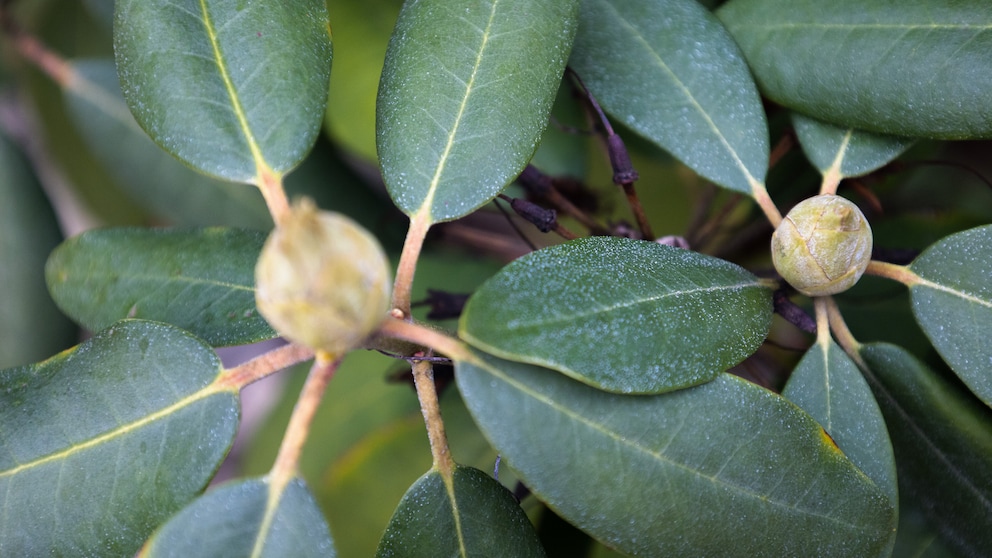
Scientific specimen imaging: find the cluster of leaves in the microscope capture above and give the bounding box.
[2,0,991,556]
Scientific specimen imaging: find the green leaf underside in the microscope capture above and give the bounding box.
[64,59,273,228]
[459,237,772,394]
[46,227,275,347]
[376,0,579,222]
[860,343,992,557]
[908,225,992,406]
[142,477,335,558]
[783,340,898,507]
[790,112,914,179]
[0,320,238,557]
[376,466,545,557]
[719,0,992,139]
[113,0,332,182]
[456,352,894,557]
[569,0,769,195]
[0,127,76,368]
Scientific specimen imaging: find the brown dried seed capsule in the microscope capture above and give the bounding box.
[771,194,872,297]
[255,199,391,355]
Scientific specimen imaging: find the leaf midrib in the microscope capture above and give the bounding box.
[503,280,762,330]
[71,270,254,293]
[911,275,992,310]
[473,357,875,532]
[416,0,501,220]
[596,0,762,193]
[198,0,270,178]
[0,387,224,478]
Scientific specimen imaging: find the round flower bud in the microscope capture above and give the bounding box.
[255,199,392,355]
[771,194,872,297]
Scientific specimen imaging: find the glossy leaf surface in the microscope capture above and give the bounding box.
[719,0,992,138]
[783,339,897,506]
[0,128,76,368]
[459,237,772,394]
[791,112,913,179]
[0,320,239,557]
[64,59,272,228]
[908,225,992,406]
[377,0,579,222]
[142,477,335,557]
[46,227,275,346]
[114,0,332,181]
[456,352,895,557]
[860,343,992,557]
[377,466,545,557]
[569,0,769,195]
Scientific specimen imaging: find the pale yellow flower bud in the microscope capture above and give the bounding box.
[771,194,872,297]
[255,199,391,355]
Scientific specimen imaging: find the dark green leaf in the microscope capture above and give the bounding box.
[141,477,335,558]
[569,0,769,195]
[376,0,579,222]
[860,343,992,558]
[719,0,992,138]
[459,237,772,394]
[64,59,273,228]
[783,339,897,506]
[114,0,332,181]
[456,351,895,557]
[908,225,992,406]
[46,227,275,346]
[791,112,913,179]
[377,466,545,558]
[0,320,238,557]
[0,127,76,368]
[893,504,964,558]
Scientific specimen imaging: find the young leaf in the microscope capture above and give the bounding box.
[569,0,769,196]
[0,127,76,368]
[376,466,545,558]
[791,112,914,179]
[64,59,273,228]
[860,343,992,557]
[376,0,579,223]
[0,320,239,557]
[719,0,992,138]
[908,225,992,406]
[46,227,275,347]
[113,0,333,182]
[141,477,335,558]
[783,340,897,507]
[459,237,772,394]
[456,351,895,557]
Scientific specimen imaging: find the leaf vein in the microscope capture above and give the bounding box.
[508,281,762,329]
[597,0,762,194]
[417,0,502,219]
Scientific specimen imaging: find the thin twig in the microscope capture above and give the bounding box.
[216,343,315,390]
[412,358,454,475]
[269,355,340,488]
[822,296,865,367]
[392,210,432,320]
